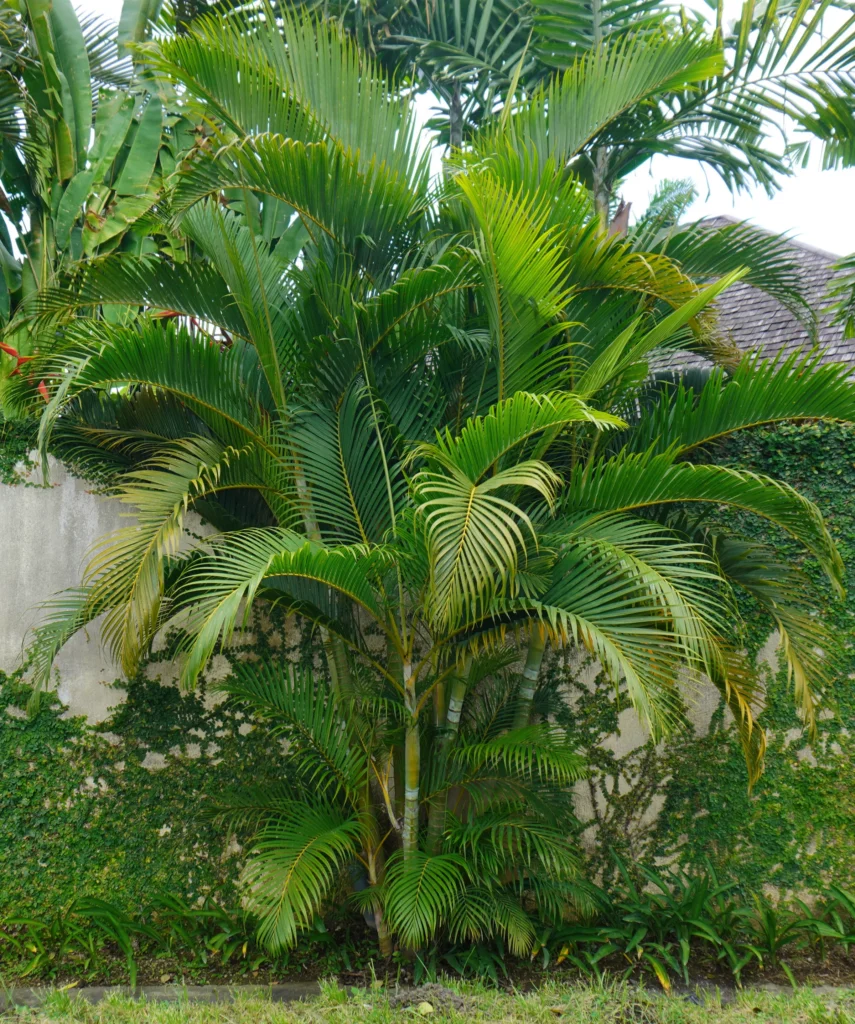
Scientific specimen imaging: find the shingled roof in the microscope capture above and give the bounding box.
[700,215,852,364]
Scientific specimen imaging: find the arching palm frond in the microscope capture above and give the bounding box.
[171,531,389,688]
[417,390,622,478]
[415,458,558,629]
[711,534,831,740]
[35,320,277,469]
[456,169,574,403]
[290,383,408,547]
[81,436,247,675]
[446,810,583,880]
[573,270,744,399]
[653,218,813,326]
[623,353,855,456]
[144,8,429,188]
[485,31,723,169]
[384,852,471,949]
[34,254,251,341]
[559,449,843,593]
[172,135,423,281]
[526,541,712,737]
[716,0,855,175]
[220,661,369,804]
[449,724,587,785]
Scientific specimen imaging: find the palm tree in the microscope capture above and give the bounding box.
[15,11,855,952]
[295,0,855,222]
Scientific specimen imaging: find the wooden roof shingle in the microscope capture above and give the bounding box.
[699,215,851,364]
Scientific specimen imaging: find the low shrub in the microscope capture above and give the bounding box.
[3,861,854,990]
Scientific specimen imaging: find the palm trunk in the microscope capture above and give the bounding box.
[593,146,611,231]
[513,625,547,730]
[329,634,353,697]
[425,662,470,854]
[402,660,420,857]
[449,83,463,152]
[367,845,393,957]
[295,476,354,700]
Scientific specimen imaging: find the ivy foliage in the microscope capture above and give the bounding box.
[1,425,854,917]
[0,420,36,485]
[0,608,307,918]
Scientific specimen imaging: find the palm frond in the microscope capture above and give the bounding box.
[144,9,428,188]
[173,533,388,687]
[384,852,471,948]
[559,448,843,594]
[414,390,623,480]
[655,218,813,325]
[415,458,558,629]
[483,30,724,167]
[172,135,422,281]
[243,803,367,950]
[450,724,587,785]
[456,168,573,402]
[291,383,407,546]
[624,353,855,456]
[219,661,368,803]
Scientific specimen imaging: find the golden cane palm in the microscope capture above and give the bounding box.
[16,10,855,953]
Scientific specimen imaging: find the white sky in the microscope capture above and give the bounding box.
[78,0,855,256]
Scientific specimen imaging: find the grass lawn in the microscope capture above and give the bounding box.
[6,982,854,1024]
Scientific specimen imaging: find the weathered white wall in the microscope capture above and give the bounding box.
[0,455,127,721]
[1,461,776,812]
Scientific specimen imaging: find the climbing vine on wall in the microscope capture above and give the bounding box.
[0,607,315,918]
[0,419,36,485]
[545,422,855,894]
[2,423,854,916]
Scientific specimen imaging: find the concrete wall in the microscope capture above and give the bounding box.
[2,459,765,742]
[0,455,127,721]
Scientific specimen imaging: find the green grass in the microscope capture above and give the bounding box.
[5,982,855,1024]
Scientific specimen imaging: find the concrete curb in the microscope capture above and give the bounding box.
[1,980,852,1013]
[0,984,322,1011]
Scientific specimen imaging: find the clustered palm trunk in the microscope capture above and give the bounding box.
[7,5,855,955]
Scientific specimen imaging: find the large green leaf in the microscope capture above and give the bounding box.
[113,95,162,196]
[117,0,164,52]
[47,0,92,169]
[220,661,368,803]
[172,136,422,281]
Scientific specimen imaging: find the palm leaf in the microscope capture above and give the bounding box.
[384,852,471,948]
[220,661,368,803]
[456,168,573,402]
[559,448,843,594]
[172,135,422,281]
[625,353,855,456]
[243,803,367,950]
[483,30,724,167]
[145,10,428,188]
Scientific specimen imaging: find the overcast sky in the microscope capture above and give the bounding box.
[77,0,855,257]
